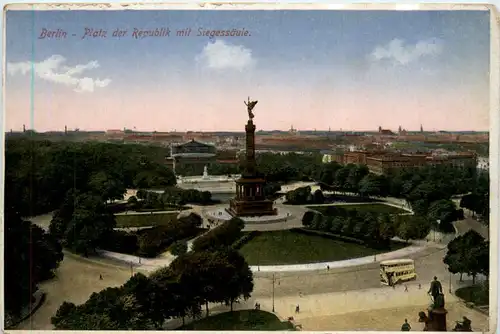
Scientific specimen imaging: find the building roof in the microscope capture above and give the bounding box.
[174,139,215,148]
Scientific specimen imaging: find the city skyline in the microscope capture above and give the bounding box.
[5,9,491,132]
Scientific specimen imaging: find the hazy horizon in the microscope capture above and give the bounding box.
[5,10,491,132]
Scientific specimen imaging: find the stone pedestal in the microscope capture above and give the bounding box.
[227,116,276,217]
[228,177,276,217]
[428,308,448,331]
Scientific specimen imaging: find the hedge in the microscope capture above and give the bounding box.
[105,219,202,257]
[192,217,245,252]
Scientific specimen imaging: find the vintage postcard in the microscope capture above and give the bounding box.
[3,4,497,333]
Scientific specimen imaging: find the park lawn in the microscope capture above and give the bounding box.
[115,212,179,228]
[239,230,403,265]
[180,310,294,331]
[307,203,407,215]
[455,284,489,306]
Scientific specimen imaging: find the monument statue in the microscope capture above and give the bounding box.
[428,276,444,308]
[244,97,258,120]
[419,276,448,331]
[227,98,276,217]
[203,165,209,179]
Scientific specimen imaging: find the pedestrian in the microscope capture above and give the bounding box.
[99,274,103,280]
[418,283,421,290]
[295,304,300,314]
[401,319,411,331]
[404,285,408,292]
[255,302,259,310]
[327,265,330,271]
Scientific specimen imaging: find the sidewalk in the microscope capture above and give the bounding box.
[115,210,180,216]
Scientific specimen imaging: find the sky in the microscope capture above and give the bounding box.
[5,9,491,132]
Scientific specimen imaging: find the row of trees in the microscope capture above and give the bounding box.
[5,138,177,217]
[444,230,489,284]
[52,248,253,330]
[5,209,64,318]
[317,162,489,220]
[292,184,462,233]
[460,193,489,224]
[302,209,431,247]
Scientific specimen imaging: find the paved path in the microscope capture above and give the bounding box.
[115,210,180,216]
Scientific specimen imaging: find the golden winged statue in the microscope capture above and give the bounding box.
[244,97,258,120]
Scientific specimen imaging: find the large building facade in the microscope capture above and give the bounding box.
[166,140,217,175]
[323,150,477,175]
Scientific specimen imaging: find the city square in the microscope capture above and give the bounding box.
[4,6,493,333]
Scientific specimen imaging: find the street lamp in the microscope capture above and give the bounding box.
[272,273,276,312]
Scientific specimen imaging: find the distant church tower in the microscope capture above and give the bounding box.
[64,125,67,135]
[378,126,382,133]
[23,124,26,133]
[420,124,424,133]
[398,125,402,133]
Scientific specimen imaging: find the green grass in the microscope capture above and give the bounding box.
[306,203,408,215]
[455,284,489,306]
[115,212,179,228]
[239,230,403,265]
[179,310,295,331]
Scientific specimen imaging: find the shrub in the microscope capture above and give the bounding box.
[170,241,188,256]
[301,211,315,227]
[135,219,199,257]
[108,230,139,255]
[178,212,203,228]
[313,189,325,204]
[193,217,245,252]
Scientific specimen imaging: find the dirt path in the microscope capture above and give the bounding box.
[15,252,137,330]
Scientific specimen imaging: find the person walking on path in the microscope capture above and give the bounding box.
[295,305,300,314]
[405,285,408,292]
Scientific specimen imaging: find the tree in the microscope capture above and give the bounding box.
[59,193,116,256]
[359,174,382,197]
[302,211,315,227]
[313,189,325,204]
[52,276,165,330]
[217,249,254,311]
[178,212,203,228]
[170,241,188,256]
[444,231,489,284]
[5,209,64,317]
[88,171,126,202]
[397,216,431,242]
[127,195,138,207]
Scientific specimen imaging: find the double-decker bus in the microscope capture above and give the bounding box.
[380,259,417,286]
